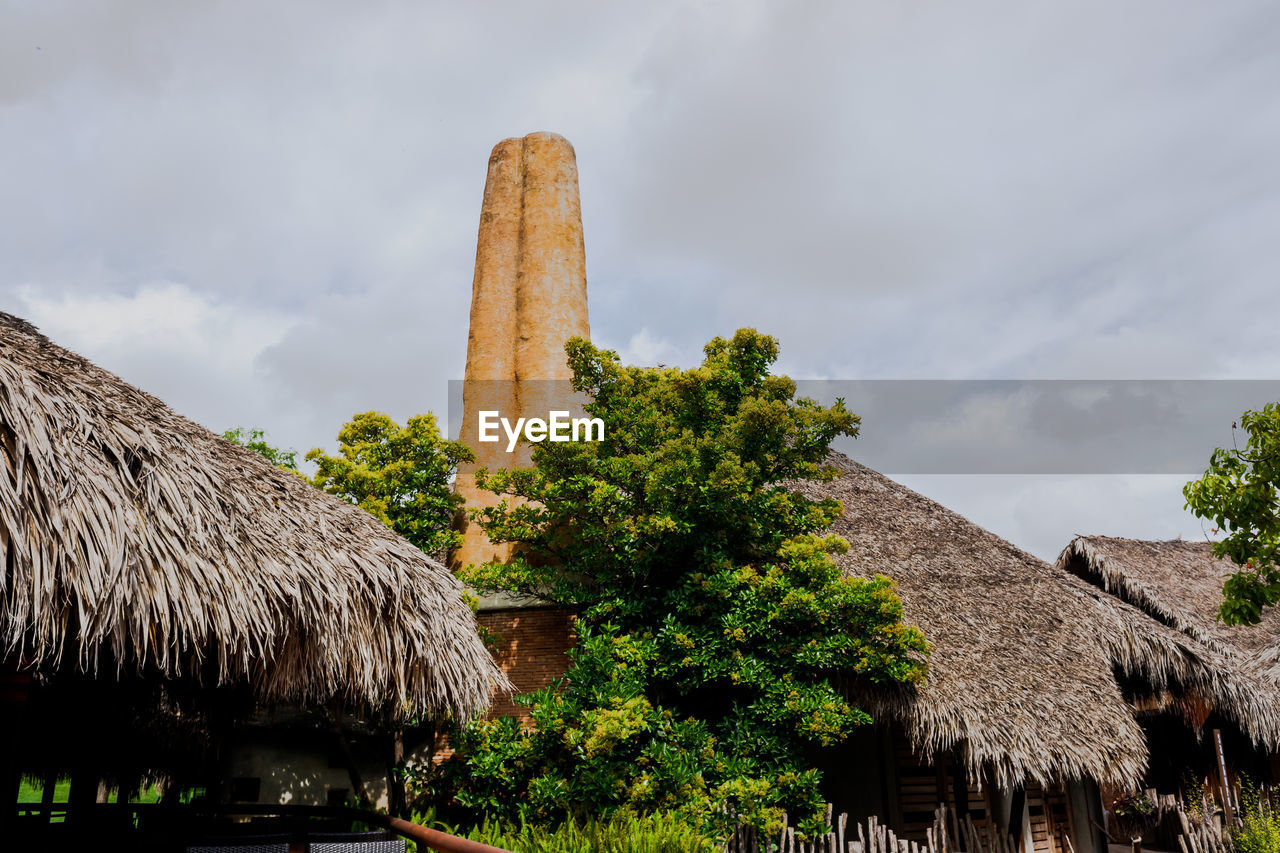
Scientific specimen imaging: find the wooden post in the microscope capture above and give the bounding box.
[937,751,951,818]
[40,771,56,821]
[1213,729,1234,827]
[387,726,407,818]
[1009,787,1027,853]
[327,708,372,809]
[884,727,903,830]
[1039,783,1059,853]
[950,753,971,828]
[69,765,98,831]
[0,664,31,831]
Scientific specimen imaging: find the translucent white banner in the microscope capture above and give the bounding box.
[448,379,1280,474]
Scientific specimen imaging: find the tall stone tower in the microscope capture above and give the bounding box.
[452,132,590,572]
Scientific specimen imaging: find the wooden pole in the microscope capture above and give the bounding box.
[1213,729,1234,827]
[0,664,30,830]
[328,709,372,810]
[388,725,407,818]
[40,770,56,820]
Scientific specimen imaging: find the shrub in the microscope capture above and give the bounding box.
[432,331,928,838]
[414,811,721,853]
[1235,782,1280,853]
[1235,809,1280,853]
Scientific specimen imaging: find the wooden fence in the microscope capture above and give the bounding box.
[724,803,1026,853]
[1171,776,1278,853]
[1177,818,1233,853]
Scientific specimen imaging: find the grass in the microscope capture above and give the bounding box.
[18,778,69,803]
[18,779,165,804]
[17,779,171,827]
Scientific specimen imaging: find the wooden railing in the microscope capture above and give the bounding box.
[211,804,512,853]
[385,813,510,853]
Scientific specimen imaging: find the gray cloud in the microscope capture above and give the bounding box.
[4,0,1278,560]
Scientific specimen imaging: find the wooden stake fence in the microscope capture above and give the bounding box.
[723,802,1021,853]
[1171,776,1279,853]
[725,781,1264,853]
[1177,818,1232,853]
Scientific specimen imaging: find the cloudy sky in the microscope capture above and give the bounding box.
[5,0,1279,560]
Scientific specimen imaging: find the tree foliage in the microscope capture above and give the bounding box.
[222,427,300,472]
[432,330,928,836]
[306,411,474,555]
[1185,402,1280,626]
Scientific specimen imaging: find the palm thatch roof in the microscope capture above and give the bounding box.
[802,453,1280,789]
[0,311,506,721]
[1057,535,1280,689]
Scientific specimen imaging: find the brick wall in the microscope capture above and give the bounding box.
[478,607,576,721]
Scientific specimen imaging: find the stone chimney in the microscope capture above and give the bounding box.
[451,132,589,572]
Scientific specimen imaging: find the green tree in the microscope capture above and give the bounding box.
[306,411,474,555]
[434,330,928,837]
[1185,402,1280,626]
[223,426,300,472]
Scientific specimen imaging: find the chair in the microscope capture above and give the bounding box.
[307,830,407,852]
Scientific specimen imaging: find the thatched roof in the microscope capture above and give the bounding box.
[0,311,506,721]
[803,453,1280,789]
[1057,535,1280,691]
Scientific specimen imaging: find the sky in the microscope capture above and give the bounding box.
[4,0,1279,561]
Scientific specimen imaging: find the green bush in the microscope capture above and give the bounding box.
[430,330,928,838]
[414,811,720,853]
[1234,809,1280,853]
[1234,781,1280,853]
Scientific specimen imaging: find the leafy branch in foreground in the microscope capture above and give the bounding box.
[1185,402,1280,626]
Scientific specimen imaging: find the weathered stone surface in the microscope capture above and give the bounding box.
[452,133,589,572]
[514,133,589,386]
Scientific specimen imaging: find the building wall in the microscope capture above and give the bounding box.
[477,606,575,721]
[227,740,351,807]
[225,726,395,810]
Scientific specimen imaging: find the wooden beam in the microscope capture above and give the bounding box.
[1213,729,1234,826]
[1010,787,1027,853]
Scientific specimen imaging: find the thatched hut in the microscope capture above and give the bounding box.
[0,311,506,816]
[798,455,1280,853]
[1056,536,1280,677]
[1055,536,1280,816]
[458,446,1280,853]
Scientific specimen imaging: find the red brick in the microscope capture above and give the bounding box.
[478,607,576,722]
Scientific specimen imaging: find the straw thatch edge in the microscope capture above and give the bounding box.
[1057,535,1280,750]
[808,454,1280,790]
[1,311,510,721]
